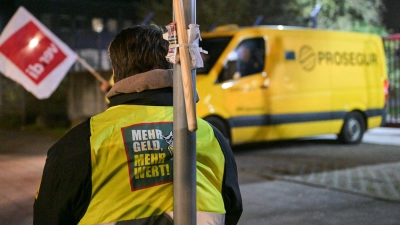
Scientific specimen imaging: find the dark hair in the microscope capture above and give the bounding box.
[108,25,171,82]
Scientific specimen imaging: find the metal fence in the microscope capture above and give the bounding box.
[383,34,400,127]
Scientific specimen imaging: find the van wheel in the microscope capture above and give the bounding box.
[204,116,231,144]
[338,112,365,144]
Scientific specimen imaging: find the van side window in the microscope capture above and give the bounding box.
[196,37,232,75]
[218,38,265,83]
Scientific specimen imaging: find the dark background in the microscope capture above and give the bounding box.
[383,0,400,33]
[1,0,400,33]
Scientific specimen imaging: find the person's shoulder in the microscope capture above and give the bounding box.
[60,120,90,143]
[48,119,91,158]
[197,118,213,132]
[197,118,228,146]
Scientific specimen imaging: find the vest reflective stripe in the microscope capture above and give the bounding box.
[79,105,225,225]
[87,211,224,225]
[167,211,225,225]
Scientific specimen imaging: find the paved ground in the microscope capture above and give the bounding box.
[0,128,61,225]
[238,128,400,225]
[0,127,399,224]
[276,129,400,202]
[240,180,400,225]
[288,128,400,201]
[281,161,400,202]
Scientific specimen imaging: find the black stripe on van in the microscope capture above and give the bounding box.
[227,109,384,128]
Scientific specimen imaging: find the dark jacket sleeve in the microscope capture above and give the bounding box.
[33,120,92,225]
[211,126,243,225]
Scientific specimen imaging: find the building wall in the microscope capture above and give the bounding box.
[67,70,112,127]
[0,0,140,127]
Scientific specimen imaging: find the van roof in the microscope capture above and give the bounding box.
[208,24,314,33]
[201,24,379,39]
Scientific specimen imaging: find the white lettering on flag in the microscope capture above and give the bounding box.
[0,6,77,99]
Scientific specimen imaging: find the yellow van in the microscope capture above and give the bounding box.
[196,25,388,145]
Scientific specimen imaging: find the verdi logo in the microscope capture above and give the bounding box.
[0,21,67,84]
[121,122,174,191]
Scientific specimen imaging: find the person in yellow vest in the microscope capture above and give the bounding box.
[34,24,242,225]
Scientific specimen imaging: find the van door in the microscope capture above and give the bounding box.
[217,37,271,143]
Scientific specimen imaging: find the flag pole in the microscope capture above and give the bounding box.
[173,0,197,224]
[173,0,197,132]
[76,56,109,85]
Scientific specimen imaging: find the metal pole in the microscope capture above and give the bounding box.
[21,87,26,128]
[173,0,196,224]
[0,75,3,118]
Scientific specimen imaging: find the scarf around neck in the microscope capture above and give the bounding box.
[106,69,199,102]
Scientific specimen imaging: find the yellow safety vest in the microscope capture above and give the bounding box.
[79,105,225,224]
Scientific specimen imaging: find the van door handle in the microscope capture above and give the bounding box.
[261,79,270,89]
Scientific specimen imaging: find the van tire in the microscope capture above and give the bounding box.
[338,111,365,144]
[204,116,230,144]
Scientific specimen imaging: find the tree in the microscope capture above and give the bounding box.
[286,0,387,34]
[135,0,256,31]
[135,0,387,35]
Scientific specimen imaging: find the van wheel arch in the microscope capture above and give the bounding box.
[337,111,366,144]
[204,116,231,145]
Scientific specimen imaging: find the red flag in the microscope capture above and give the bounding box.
[0,6,77,99]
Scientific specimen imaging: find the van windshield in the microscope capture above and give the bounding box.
[196,37,232,75]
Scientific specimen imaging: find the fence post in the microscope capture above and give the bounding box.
[383,34,400,127]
